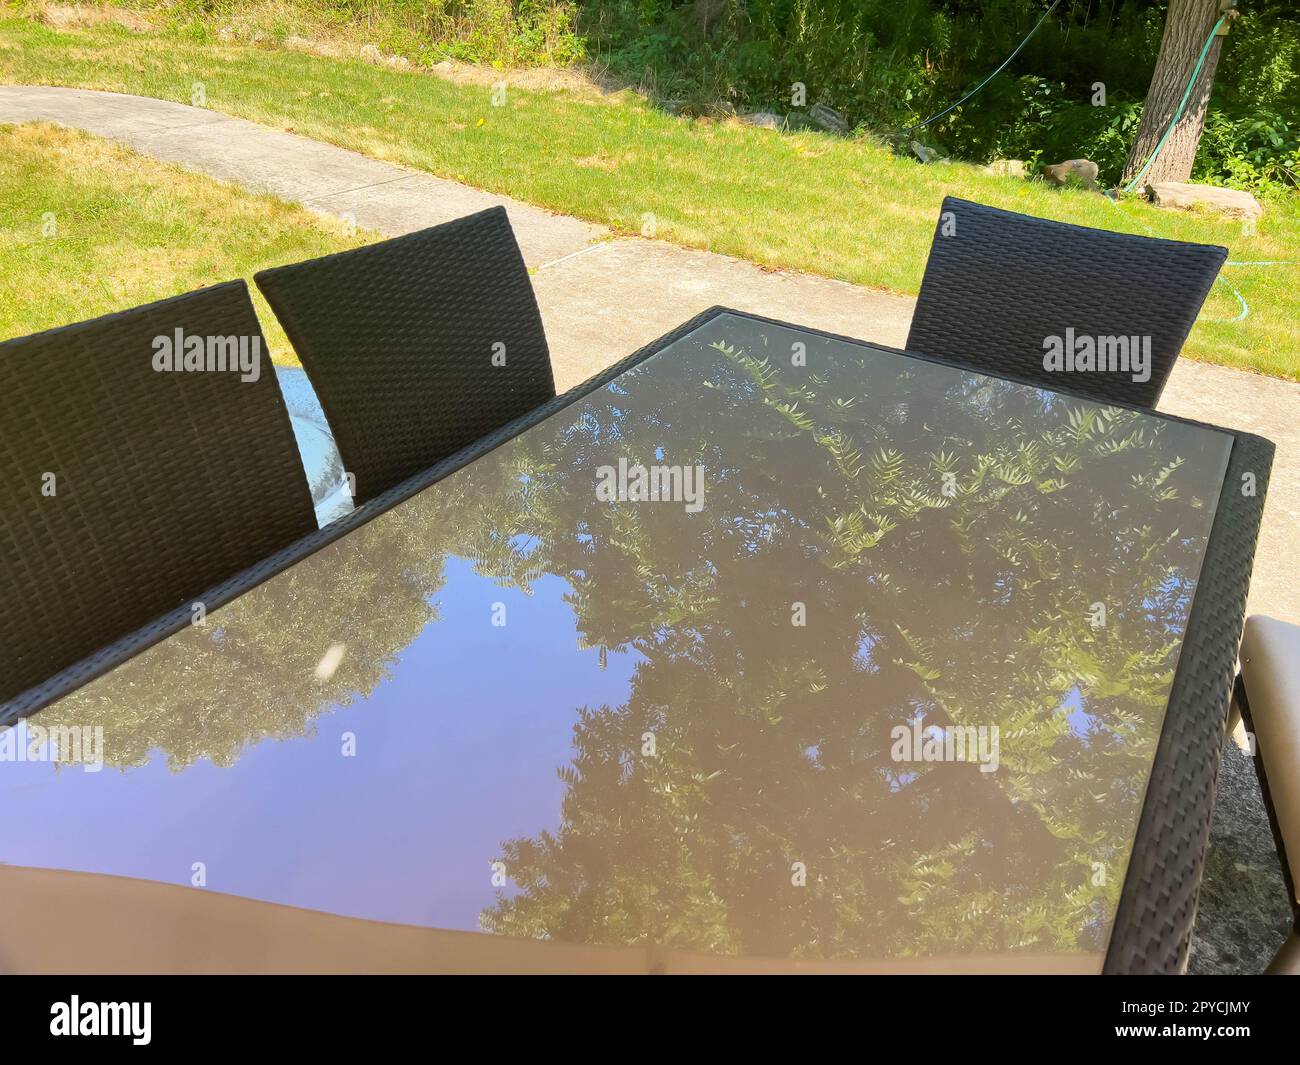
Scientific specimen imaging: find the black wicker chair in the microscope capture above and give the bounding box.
[255,206,555,505]
[906,196,1227,407]
[0,281,316,705]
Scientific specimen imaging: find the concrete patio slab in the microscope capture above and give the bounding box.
[0,84,231,136]
[305,173,601,266]
[1158,359,1299,626]
[532,238,914,389]
[0,85,600,266]
[2,83,1294,624]
[131,118,407,201]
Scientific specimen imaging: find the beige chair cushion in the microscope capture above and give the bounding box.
[1267,932,1300,975]
[0,865,1102,974]
[1241,615,1300,904]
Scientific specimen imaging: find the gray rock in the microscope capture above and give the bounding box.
[1147,180,1263,221]
[986,159,1028,179]
[809,103,849,135]
[739,110,785,130]
[784,111,820,131]
[910,140,943,164]
[359,43,384,65]
[1042,158,1100,189]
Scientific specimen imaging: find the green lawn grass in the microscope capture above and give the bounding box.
[0,15,1296,379]
[0,120,367,359]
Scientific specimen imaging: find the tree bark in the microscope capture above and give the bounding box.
[1121,0,1227,187]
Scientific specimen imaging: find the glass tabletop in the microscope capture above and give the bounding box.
[0,313,1235,972]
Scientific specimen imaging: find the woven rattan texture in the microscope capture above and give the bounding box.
[256,206,554,504]
[1103,432,1274,972]
[906,196,1227,408]
[0,280,316,703]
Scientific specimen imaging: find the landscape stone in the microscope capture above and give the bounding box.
[1042,158,1099,189]
[986,159,1028,179]
[1146,180,1263,221]
[809,103,849,135]
[910,140,943,164]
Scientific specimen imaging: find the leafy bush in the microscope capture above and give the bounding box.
[577,0,1299,193]
[50,0,1300,192]
[103,0,586,67]
[1197,108,1299,196]
[444,0,586,65]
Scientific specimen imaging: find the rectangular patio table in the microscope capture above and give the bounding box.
[0,308,1274,974]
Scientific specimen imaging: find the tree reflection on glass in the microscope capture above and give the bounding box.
[37,501,453,770]
[33,315,1228,962]
[470,318,1226,960]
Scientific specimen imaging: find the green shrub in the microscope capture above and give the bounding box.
[577,0,1298,194]
[79,0,586,67]
[1197,108,1299,196]
[40,0,1300,192]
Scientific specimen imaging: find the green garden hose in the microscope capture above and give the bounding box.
[1122,14,1228,193]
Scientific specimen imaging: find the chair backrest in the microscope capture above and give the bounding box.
[255,206,555,504]
[905,196,1227,407]
[1,281,316,704]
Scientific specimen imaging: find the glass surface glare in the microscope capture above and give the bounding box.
[1,314,1234,972]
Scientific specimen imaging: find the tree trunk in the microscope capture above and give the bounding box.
[1121,0,1227,187]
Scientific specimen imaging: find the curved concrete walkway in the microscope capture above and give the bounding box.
[2,84,1296,622]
